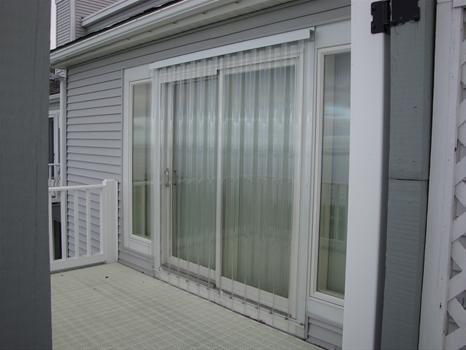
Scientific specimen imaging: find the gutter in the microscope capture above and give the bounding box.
[50,0,290,67]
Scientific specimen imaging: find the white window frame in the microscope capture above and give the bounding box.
[310,44,351,307]
[123,65,153,256]
[306,21,351,330]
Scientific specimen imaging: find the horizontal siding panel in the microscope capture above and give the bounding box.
[67,131,121,140]
[67,174,109,184]
[67,88,122,103]
[67,96,121,111]
[68,80,121,97]
[68,153,121,165]
[67,114,121,125]
[67,146,121,157]
[67,70,122,87]
[67,166,120,180]
[68,160,121,174]
[56,0,70,46]
[67,138,121,148]
[68,122,121,132]
[68,106,121,117]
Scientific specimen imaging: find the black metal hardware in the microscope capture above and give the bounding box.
[371,0,420,34]
[371,1,390,34]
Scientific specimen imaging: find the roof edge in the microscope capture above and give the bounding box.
[50,0,290,67]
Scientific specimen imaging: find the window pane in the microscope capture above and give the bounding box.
[132,82,151,239]
[317,52,351,298]
[222,64,296,298]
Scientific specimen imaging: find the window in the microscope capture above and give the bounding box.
[123,66,153,255]
[131,82,152,239]
[316,49,351,298]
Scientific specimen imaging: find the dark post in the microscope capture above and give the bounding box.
[0,0,52,349]
[380,0,435,348]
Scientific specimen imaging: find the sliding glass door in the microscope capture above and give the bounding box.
[158,43,303,313]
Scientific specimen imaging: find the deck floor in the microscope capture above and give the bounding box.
[51,263,319,350]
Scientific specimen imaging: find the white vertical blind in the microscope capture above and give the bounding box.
[221,51,297,299]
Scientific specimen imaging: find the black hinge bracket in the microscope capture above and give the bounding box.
[371,0,420,34]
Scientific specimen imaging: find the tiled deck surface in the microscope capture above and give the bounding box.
[52,263,319,350]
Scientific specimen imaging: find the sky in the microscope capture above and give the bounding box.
[50,0,56,49]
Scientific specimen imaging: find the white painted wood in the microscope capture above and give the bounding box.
[102,179,118,263]
[122,65,152,256]
[342,1,389,349]
[419,2,462,349]
[49,179,118,272]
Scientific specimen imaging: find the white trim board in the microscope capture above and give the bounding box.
[149,28,313,69]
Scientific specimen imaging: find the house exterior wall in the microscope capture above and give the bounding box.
[56,0,118,47]
[84,0,172,34]
[56,0,71,46]
[64,0,350,271]
[75,0,118,38]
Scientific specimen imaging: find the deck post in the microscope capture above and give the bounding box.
[102,179,119,263]
[342,1,389,349]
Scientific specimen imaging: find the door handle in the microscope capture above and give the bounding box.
[164,168,170,187]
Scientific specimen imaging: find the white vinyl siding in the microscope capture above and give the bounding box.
[56,0,71,46]
[75,0,117,38]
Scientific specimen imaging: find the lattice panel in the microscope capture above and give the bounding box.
[445,8,466,350]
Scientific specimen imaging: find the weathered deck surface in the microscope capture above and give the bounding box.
[52,263,319,350]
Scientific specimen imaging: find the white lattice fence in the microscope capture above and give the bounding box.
[420,2,466,349]
[447,8,466,345]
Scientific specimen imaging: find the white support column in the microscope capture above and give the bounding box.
[102,179,118,263]
[342,1,389,349]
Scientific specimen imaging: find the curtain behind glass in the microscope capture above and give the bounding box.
[317,52,351,298]
[222,59,296,298]
[171,75,218,269]
[132,82,151,239]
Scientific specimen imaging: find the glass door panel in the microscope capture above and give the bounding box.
[167,75,218,275]
[220,62,297,310]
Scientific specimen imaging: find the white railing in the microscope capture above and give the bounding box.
[48,179,118,272]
